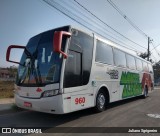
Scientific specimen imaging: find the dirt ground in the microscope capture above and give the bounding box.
[0,81,14,98]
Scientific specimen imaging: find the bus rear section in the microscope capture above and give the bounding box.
[92,36,154,105]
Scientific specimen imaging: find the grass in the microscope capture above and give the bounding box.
[0,81,14,99]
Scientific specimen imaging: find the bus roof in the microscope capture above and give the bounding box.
[30,25,151,64]
[70,25,151,64]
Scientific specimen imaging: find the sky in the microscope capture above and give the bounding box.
[1,0,160,67]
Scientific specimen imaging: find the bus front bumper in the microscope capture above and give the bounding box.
[15,94,64,114]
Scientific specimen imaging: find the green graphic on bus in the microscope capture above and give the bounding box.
[120,72,142,98]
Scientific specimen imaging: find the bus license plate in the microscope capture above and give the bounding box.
[24,102,32,107]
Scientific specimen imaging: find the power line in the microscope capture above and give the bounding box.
[106,0,158,61]
[107,0,148,38]
[151,43,160,52]
[42,0,139,52]
[74,0,147,50]
[60,0,137,49]
[151,42,160,57]
[60,0,140,51]
[68,0,132,44]
[150,50,158,62]
[151,54,157,62]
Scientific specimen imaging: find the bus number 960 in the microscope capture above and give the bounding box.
[75,97,85,105]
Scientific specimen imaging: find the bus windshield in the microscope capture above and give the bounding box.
[16,30,64,87]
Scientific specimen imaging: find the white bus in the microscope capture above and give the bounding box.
[6,26,154,114]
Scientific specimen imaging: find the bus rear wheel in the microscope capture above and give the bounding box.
[95,89,108,112]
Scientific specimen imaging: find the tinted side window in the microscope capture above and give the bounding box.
[96,40,113,65]
[126,54,136,69]
[64,50,82,87]
[114,49,126,67]
[143,62,148,71]
[136,59,143,71]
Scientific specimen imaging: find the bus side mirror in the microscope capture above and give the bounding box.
[53,31,71,59]
[6,45,26,65]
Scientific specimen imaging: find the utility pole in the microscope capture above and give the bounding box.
[147,37,150,61]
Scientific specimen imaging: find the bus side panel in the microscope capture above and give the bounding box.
[62,91,94,113]
[93,63,118,103]
[119,70,143,100]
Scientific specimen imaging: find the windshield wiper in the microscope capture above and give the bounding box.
[31,50,42,85]
[18,49,43,86]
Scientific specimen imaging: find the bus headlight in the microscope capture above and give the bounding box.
[42,90,59,97]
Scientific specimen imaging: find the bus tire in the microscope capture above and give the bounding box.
[143,86,148,98]
[95,89,108,112]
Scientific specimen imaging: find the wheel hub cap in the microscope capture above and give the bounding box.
[98,93,105,109]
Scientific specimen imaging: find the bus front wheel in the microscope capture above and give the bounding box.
[95,89,108,112]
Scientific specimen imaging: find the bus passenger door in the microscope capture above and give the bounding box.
[63,49,93,111]
[64,50,83,88]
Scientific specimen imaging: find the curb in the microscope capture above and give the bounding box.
[0,98,15,104]
[0,98,15,112]
[0,103,14,111]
